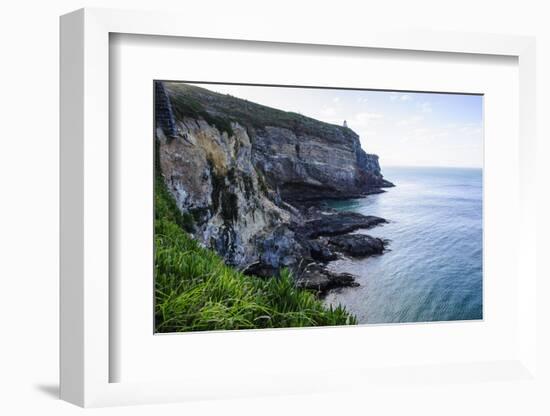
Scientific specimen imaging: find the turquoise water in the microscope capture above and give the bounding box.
[324,166,483,324]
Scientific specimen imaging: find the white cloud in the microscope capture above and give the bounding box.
[419,102,432,113]
[396,115,424,126]
[346,112,384,129]
[390,93,413,102]
[332,97,340,103]
[414,128,429,135]
[408,127,452,143]
[354,112,384,122]
[320,107,337,117]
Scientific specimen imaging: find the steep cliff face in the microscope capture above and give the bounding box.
[252,125,392,202]
[157,117,300,267]
[155,81,391,274]
[162,82,392,202]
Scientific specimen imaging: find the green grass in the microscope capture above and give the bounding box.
[164,82,356,142]
[154,173,357,332]
[155,175,195,232]
[168,92,234,137]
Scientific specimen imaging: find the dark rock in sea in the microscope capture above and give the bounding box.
[380,178,396,188]
[298,212,387,239]
[328,234,386,257]
[308,239,338,262]
[296,263,358,295]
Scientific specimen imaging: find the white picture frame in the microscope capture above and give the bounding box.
[60,7,538,408]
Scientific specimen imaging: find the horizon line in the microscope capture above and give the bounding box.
[382,164,483,170]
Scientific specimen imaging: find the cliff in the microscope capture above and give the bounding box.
[161,82,392,200]
[155,81,391,289]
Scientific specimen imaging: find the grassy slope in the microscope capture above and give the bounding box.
[164,82,357,143]
[154,174,357,332]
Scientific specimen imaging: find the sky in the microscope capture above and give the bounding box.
[189,83,483,168]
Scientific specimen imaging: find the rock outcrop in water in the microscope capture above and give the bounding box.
[327,234,386,257]
[296,212,387,239]
[155,81,392,293]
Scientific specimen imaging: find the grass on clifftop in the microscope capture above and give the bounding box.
[164,82,356,142]
[154,173,357,332]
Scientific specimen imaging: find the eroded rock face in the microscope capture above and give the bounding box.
[158,119,289,266]
[252,126,387,202]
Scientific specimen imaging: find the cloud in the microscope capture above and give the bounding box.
[354,112,384,122]
[396,115,424,126]
[414,128,429,135]
[412,126,453,142]
[332,97,341,103]
[419,102,432,113]
[390,93,413,102]
[320,107,337,117]
[346,112,384,129]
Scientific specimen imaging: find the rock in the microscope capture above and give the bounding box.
[157,112,291,267]
[298,212,387,239]
[241,262,278,279]
[308,239,338,262]
[328,234,386,257]
[296,263,358,295]
[256,226,307,270]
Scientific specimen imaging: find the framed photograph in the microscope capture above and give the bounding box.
[152,80,483,331]
[60,8,538,407]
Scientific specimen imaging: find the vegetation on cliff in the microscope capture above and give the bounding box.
[165,82,356,141]
[154,170,357,332]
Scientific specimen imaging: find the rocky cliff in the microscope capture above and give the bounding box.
[155,81,392,290]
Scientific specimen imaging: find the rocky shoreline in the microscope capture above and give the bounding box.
[242,204,390,296]
[293,207,389,296]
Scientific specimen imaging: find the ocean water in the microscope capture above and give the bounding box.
[324,166,483,324]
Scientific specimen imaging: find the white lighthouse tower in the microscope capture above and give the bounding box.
[343,120,348,128]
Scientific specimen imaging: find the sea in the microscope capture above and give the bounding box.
[324,166,483,324]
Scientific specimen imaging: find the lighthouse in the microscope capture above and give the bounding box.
[343,120,348,128]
